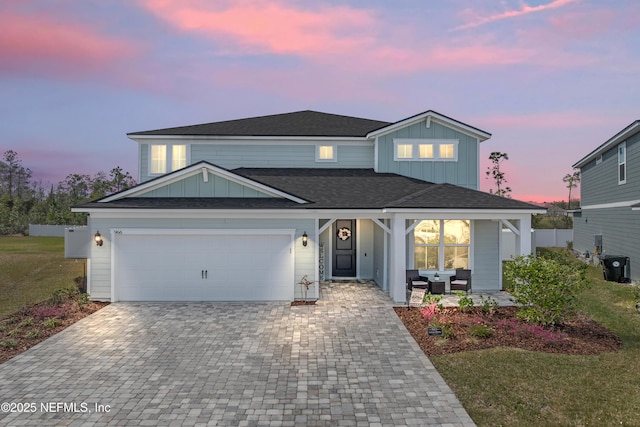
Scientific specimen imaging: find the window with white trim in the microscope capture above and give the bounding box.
[149,144,188,174]
[394,139,459,161]
[316,145,337,162]
[150,145,167,174]
[618,142,626,184]
[414,220,470,270]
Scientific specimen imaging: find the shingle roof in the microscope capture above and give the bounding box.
[77,166,542,211]
[233,168,542,210]
[128,110,391,138]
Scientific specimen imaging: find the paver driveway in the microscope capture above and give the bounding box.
[0,281,474,426]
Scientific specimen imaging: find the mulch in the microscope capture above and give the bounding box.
[0,301,109,364]
[394,306,622,357]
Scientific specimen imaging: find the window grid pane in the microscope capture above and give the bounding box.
[419,144,433,158]
[397,144,413,159]
[439,144,455,158]
[172,145,187,171]
[319,145,334,160]
[151,145,166,174]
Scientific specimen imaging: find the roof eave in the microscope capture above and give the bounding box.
[573,120,640,169]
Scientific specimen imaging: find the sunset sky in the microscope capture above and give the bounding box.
[1,0,638,202]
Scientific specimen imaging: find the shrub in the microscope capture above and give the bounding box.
[51,287,77,305]
[8,328,21,337]
[31,305,64,321]
[0,339,18,348]
[496,318,566,345]
[25,330,42,339]
[455,291,475,311]
[420,303,439,323]
[43,318,60,328]
[504,254,589,327]
[479,295,499,314]
[468,323,494,338]
[423,293,444,310]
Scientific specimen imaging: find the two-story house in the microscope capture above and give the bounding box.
[73,110,543,302]
[572,120,640,280]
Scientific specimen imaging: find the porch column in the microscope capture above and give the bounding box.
[516,215,533,256]
[389,216,407,303]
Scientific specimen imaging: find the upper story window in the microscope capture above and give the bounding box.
[394,139,459,161]
[316,145,337,162]
[150,144,188,175]
[618,142,626,184]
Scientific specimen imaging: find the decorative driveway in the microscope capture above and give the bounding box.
[0,282,474,426]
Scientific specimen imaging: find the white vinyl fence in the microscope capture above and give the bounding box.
[29,224,84,237]
[502,229,573,260]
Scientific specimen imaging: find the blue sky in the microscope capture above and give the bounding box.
[1,0,638,202]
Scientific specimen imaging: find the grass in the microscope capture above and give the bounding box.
[0,236,85,317]
[433,251,640,426]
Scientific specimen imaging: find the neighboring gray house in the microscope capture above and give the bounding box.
[572,120,640,280]
[73,110,543,302]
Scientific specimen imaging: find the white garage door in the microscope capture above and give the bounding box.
[113,230,294,301]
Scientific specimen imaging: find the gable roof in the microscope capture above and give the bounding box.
[366,110,491,141]
[128,110,391,138]
[97,161,309,204]
[573,120,640,168]
[126,109,491,142]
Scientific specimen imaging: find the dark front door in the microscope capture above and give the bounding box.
[333,219,356,277]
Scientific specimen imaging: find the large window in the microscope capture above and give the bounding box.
[394,139,459,161]
[618,142,626,184]
[150,144,187,174]
[414,220,470,271]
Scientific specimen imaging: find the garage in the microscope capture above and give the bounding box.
[113,229,295,301]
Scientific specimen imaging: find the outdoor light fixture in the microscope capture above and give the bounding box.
[302,231,308,247]
[94,231,103,247]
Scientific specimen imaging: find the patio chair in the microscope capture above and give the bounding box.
[450,268,472,294]
[406,269,430,291]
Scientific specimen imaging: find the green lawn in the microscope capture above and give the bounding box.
[433,256,640,426]
[0,236,85,317]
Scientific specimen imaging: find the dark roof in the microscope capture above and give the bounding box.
[76,197,300,210]
[77,165,543,211]
[128,110,391,138]
[233,168,543,210]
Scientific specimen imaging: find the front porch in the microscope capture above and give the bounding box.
[311,214,533,303]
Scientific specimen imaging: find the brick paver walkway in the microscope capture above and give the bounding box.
[0,281,475,426]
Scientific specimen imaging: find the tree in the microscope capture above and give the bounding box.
[485,152,512,197]
[562,170,580,210]
[0,150,33,202]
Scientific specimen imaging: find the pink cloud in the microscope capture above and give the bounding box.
[456,0,581,31]
[0,10,138,79]
[138,0,539,76]
[140,0,376,57]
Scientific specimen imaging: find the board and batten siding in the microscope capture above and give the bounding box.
[472,220,501,292]
[138,143,375,183]
[580,129,640,206]
[376,121,479,189]
[573,207,640,281]
[87,217,315,300]
[140,172,273,198]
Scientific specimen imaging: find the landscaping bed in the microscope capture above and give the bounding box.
[0,293,108,364]
[395,305,622,356]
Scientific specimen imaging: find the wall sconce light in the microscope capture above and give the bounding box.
[94,231,103,247]
[302,231,308,247]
